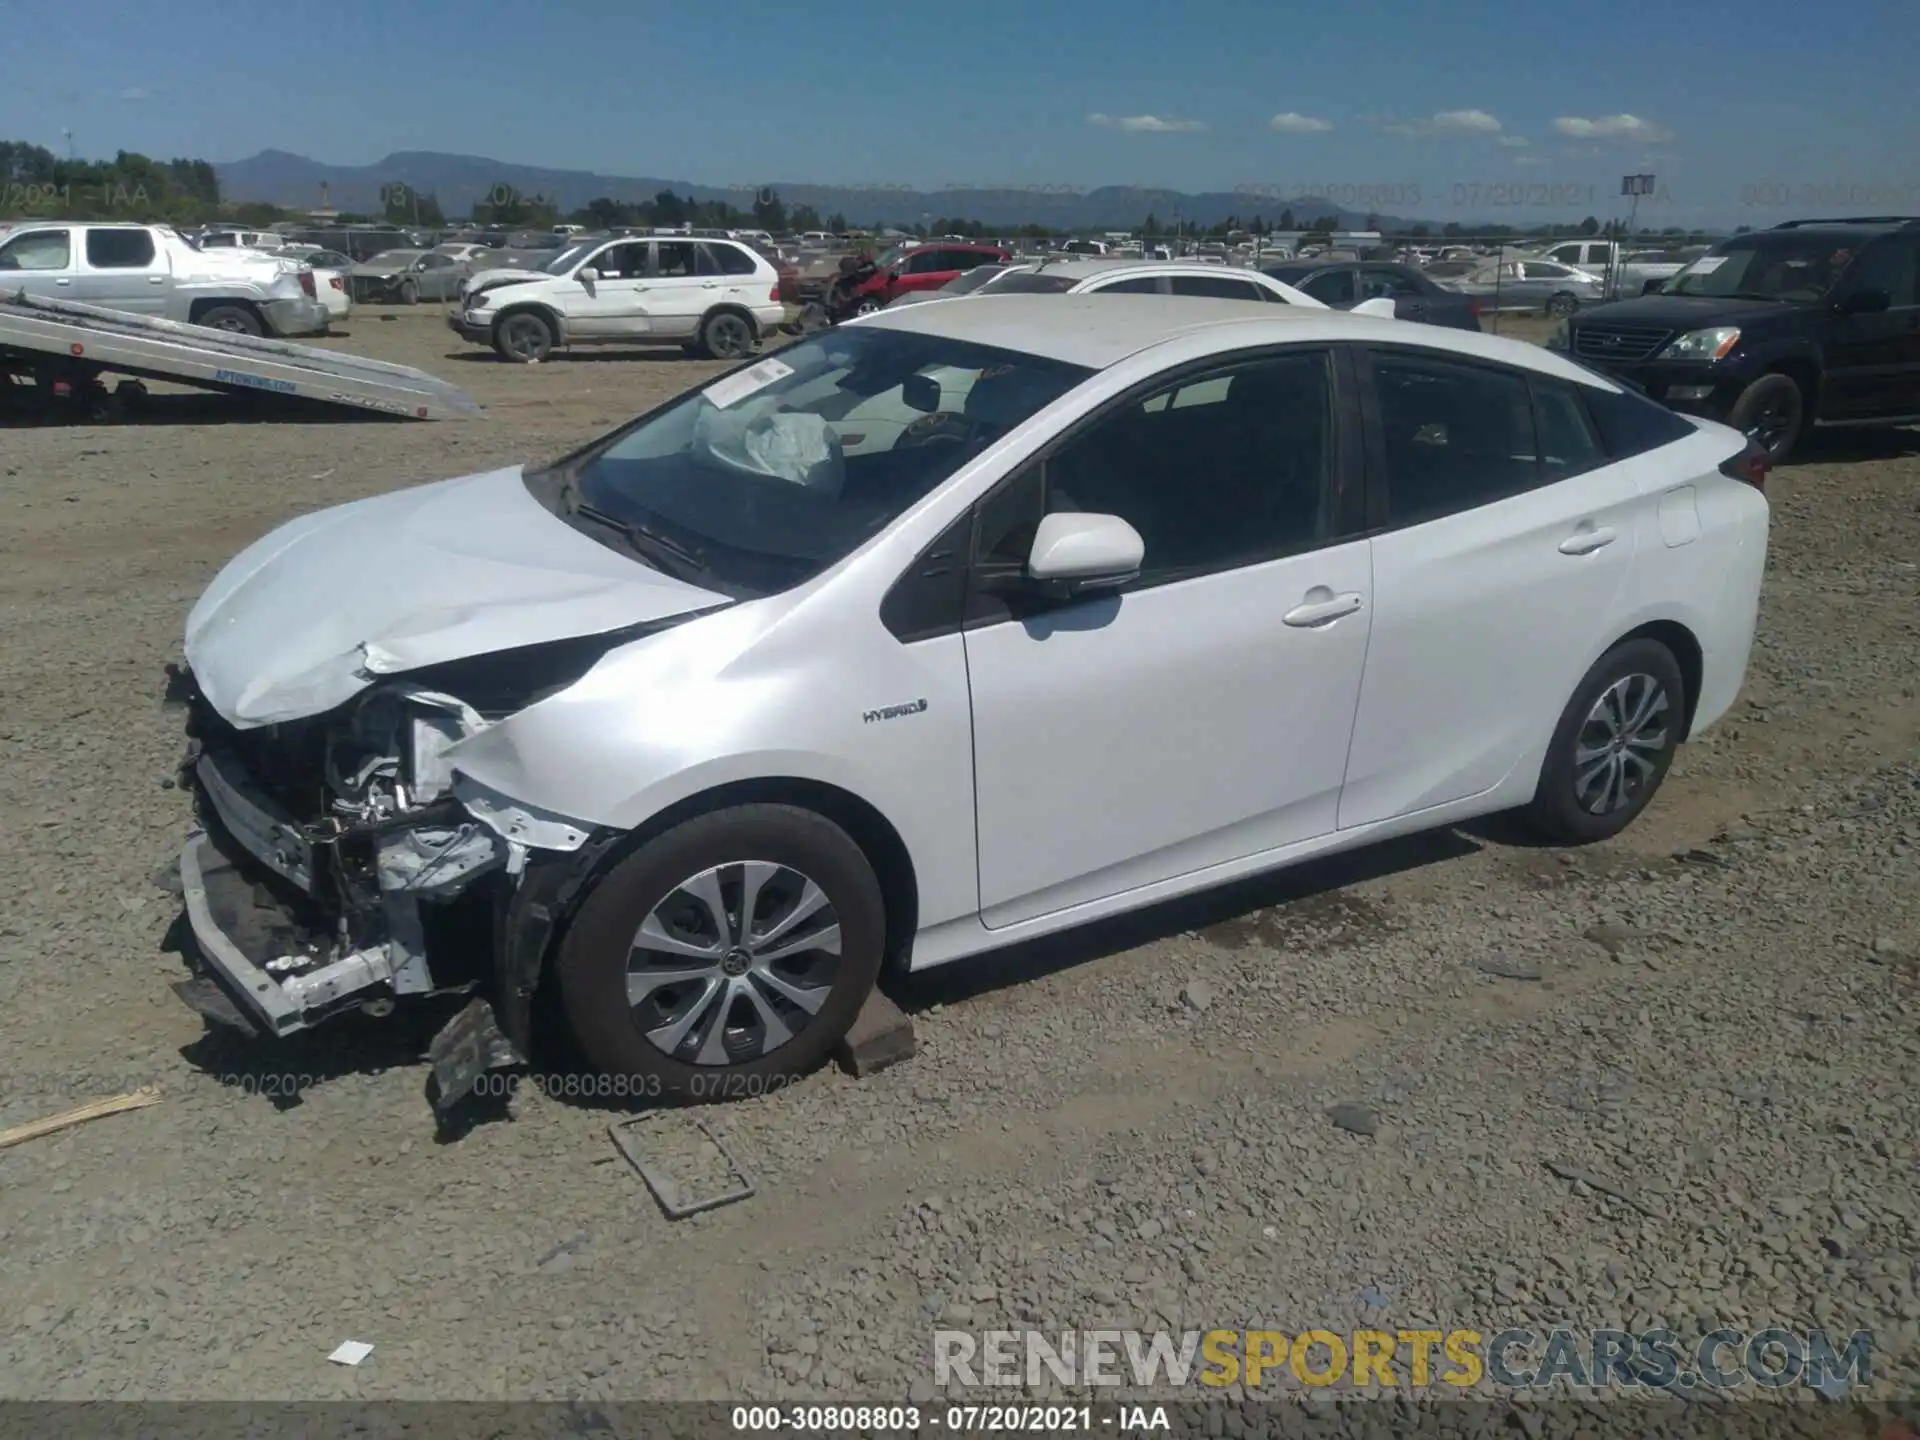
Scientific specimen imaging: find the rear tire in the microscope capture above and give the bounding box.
[696,310,756,360]
[555,804,885,1099]
[493,310,554,363]
[195,304,264,336]
[1521,638,1685,845]
[1726,372,1805,465]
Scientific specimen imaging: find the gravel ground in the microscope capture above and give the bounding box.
[0,308,1915,1414]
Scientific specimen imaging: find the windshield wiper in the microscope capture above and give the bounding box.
[560,480,709,576]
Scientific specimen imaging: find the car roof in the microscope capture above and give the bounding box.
[1019,258,1268,282]
[856,293,1618,387]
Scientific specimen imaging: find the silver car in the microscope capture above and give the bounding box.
[1444,258,1608,317]
[349,249,468,304]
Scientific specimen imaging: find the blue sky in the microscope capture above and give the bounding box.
[2,0,1915,224]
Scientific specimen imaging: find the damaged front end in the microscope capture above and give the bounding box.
[169,642,616,1047]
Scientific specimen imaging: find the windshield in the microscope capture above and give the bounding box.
[874,245,912,270]
[543,327,1092,597]
[1660,236,1859,300]
[543,242,599,274]
[940,264,1011,295]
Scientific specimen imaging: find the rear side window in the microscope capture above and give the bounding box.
[1302,269,1355,304]
[1582,382,1696,459]
[1532,381,1607,479]
[1370,353,1539,526]
[699,242,758,276]
[1168,274,1265,301]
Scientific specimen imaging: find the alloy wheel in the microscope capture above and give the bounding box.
[705,315,752,358]
[1573,673,1671,815]
[626,861,842,1066]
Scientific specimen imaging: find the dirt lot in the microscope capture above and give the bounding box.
[1,306,1917,1412]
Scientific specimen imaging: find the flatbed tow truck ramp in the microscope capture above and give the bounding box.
[0,291,482,421]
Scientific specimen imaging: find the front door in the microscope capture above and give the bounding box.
[963,347,1374,927]
[565,240,653,337]
[891,248,963,300]
[1338,348,1641,829]
[1822,235,1920,420]
[0,226,76,302]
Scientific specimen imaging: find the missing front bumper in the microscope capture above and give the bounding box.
[178,830,398,1037]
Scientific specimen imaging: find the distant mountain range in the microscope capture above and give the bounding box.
[214,149,1420,231]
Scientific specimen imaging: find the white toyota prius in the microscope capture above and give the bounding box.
[173,295,1769,1097]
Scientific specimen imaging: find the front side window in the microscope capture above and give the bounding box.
[1838,237,1919,309]
[1093,276,1164,295]
[977,350,1335,587]
[905,249,954,275]
[1370,353,1540,526]
[1663,236,1860,301]
[540,328,1091,598]
[0,229,72,271]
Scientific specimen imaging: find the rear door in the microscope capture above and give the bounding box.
[643,240,711,336]
[1338,348,1644,830]
[1359,265,1428,322]
[74,227,169,313]
[0,226,77,301]
[1821,235,1920,420]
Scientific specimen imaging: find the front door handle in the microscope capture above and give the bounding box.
[1559,525,1618,556]
[1283,589,1363,627]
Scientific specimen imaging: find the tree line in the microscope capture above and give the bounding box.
[2,143,1728,245]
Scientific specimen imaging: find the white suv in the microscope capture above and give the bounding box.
[449,234,785,362]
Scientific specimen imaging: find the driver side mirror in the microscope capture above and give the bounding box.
[1024,512,1144,596]
[577,267,599,284]
[1836,287,1890,315]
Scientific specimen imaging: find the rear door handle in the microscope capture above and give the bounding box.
[701,281,720,289]
[1283,590,1363,627]
[1559,525,1618,555]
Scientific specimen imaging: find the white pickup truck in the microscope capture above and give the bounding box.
[1534,239,1692,299]
[0,222,330,337]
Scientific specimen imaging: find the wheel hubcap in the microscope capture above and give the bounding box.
[710,319,749,355]
[1573,673,1671,815]
[1751,399,1794,448]
[626,861,841,1066]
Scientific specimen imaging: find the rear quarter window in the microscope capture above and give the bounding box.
[1581,381,1697,459]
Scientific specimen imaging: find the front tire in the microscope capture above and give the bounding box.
[1546,291,1580,318]
[397,280,419,305]
[1521,638,1685,844]
[493,310,554,363]
[555,804,885,1098]
[1726,372,1805,465]
[852,296,884,317]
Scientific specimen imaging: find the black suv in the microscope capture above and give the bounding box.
[1552,217,1920,462]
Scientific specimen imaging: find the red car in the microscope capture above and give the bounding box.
[844,241,1011,313]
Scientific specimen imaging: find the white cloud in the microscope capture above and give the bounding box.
[1370,108,1503,138]
[118,86,152,101]
[1553,113,1672,143]
[1497,135,1530,148]
[1513,154,1552,167]
[1268,111,1333,134]
[1431,108,1502,133]
[1087,112,1208,134]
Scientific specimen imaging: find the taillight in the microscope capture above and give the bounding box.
[330,276,345,291]
[770,285,781,302]
[298,269,316,297]
[1719,439,1769,492]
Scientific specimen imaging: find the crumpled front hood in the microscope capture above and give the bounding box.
[464,268,551,296]
[185,465,730,727]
